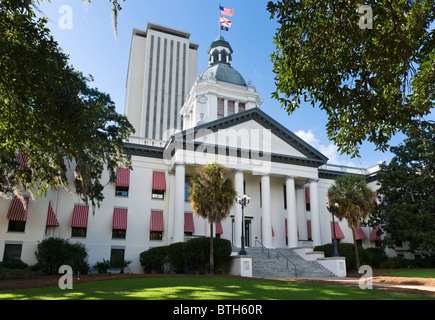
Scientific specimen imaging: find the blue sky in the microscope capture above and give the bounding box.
[36,0,425,168]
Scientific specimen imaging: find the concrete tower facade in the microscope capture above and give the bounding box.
[124,23,199,144]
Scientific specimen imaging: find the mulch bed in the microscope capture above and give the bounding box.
[0,273,433,297]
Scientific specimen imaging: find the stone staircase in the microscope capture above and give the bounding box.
[246,247,336,279]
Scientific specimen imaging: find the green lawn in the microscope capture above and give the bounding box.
[0,276,432,300]
[374,269,435,278]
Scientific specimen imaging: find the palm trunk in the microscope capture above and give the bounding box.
[352,228,361,271]
[209,222,214,274]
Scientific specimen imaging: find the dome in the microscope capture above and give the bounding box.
[200,36,247,86]
[200,63,247,86]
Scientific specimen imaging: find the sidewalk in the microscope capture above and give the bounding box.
[298,277,435,296]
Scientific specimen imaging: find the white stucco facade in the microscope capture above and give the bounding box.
[0,24,384,274]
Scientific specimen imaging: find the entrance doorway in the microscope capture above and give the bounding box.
[231,217,252,247]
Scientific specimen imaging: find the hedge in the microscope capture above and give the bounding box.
[34,237,89,275]
[315,243,389,270]
[139,237,232,274]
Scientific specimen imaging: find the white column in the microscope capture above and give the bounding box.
[286,176,298,248]
[261,174,273,248]
[309,179,321,246]
[233,170,244,248]
[173,163,185,243]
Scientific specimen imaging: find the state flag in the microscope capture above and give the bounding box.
[220,15,232,28]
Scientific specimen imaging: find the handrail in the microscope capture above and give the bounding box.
[254,240,270,259]
[276,252,297,277]
[254,240,297,277]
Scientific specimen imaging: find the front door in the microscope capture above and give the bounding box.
[231,217,252,247]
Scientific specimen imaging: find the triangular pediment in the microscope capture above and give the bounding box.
[166,108,328,167]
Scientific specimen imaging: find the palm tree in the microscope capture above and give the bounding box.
[328,174,375,270]
[189,162,236,274]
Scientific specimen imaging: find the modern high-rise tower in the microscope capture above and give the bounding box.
[124,23,199,143]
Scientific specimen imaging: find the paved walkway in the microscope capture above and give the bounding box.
[297,277,435,295]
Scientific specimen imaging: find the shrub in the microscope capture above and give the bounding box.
[93,259,111,274]
[168,242,185,273]
[139,246,168,273]
[0,259,29,269]
[361,247,388,268]
[314,243,363,270]
[35,237,89,275]
[0,260,40,280]
[183,237,232,274]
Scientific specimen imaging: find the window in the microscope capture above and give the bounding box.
[115,168,130,197]
[217,98,224,118]
[150,231,163,240]
[152,171,166,199]
[3,244,22,262]
[238,102,245,112]
[150,211,164,240]
[71,205,89,238]
[227,100,234,115]
[184,178,192,202]
[8,220,26,232]
[115,186,129,197]
[112,208,127,239]
[305,187,311,211]
[152,189,164,199]
[71,227,87,238]
[110,248,125,269]
[112,229,126,239]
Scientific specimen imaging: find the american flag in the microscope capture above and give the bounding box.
[219,6,234,17]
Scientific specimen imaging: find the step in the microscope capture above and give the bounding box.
[245,247,336,279]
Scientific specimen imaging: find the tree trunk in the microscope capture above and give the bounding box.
[209,222,214,274]
[352,228,361,271]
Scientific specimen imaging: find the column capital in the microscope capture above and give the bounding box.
[309,178,320,183]
[286,175,296,181]
[233,168,246,174]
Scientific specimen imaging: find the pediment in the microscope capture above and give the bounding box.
[167,108,328,167]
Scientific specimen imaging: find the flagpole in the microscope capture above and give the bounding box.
[218,2,221,38]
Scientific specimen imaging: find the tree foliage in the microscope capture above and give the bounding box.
[267,0,435,157]
[370,125,435,254]
[328,174,375,269]
[189,162,236,273]
[0,0,134,209]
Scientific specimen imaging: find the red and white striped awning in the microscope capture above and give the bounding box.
[184,213,195,233]
[16,150,29,170]
[330,222,345,239]
[46,202,59,227]
[71,205,89,228]
[152,171,166,191]
[115,168,130,187]
[370,225,381,241]
[215,222,223,235]
[355,226,367,240]
[7,197,29,221]
[150,211,164,232]
[113,208,128,230]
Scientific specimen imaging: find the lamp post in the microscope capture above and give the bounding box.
[327,202,340,257]
[236,194,250,255]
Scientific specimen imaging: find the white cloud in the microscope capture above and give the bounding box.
[295,129,356,167]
